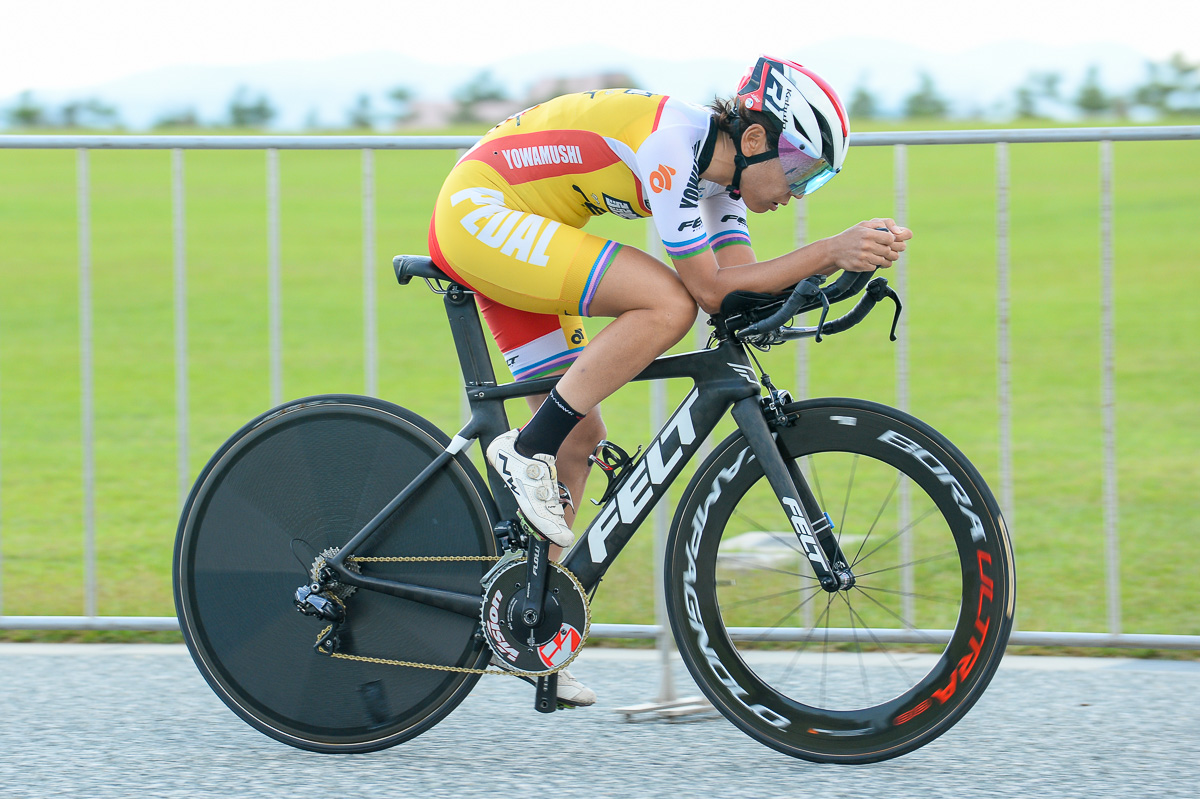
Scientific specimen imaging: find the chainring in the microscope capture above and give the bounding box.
[481,559,589,675]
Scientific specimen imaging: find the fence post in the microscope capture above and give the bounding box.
[647,223,677,703]
[0,282,4,615]
[996,142,1015,558]
[172,149,189,509]
[362,149,378,397]
[793,198,808,403]
[893,145,914,623]
[1100,139,1120,636]
[267,149,282,406]
[77,148,97,618]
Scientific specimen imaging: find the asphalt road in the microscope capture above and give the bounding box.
[1,644,1197,799]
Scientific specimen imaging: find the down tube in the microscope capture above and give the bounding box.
[562,381,748,591]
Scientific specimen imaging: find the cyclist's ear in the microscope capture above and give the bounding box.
[741,124,771,156]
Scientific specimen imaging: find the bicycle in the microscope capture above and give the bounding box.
[173,253,1015,765]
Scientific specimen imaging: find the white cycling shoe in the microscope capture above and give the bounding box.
[553,669,598,707]
[486,429,575,547]
[491,656,597,707]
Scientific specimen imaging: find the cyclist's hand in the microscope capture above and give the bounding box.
[859,218,913,261]
[828,222,900,272]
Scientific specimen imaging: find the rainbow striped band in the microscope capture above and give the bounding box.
[662,233,709,260]
[579,240,622,316]
[709,229,752,251]
[511,346,586,381]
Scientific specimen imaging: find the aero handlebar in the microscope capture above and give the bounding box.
[735,228,904,344]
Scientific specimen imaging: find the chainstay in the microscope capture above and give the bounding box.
[313,554,591,679]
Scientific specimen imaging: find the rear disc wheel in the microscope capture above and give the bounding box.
[174,395,497,752]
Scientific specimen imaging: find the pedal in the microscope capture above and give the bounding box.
[534,673,559,714]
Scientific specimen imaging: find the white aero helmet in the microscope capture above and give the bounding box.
[735,55,849,198]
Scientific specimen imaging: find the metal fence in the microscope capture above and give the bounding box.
[1,127,1198,650]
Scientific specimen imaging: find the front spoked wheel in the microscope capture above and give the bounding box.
[666,398,1015,764]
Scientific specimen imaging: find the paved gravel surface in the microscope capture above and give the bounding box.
[1,644,1197,798]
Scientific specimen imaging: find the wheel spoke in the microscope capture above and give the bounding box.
[853,549,959,580]
[776,594,836,687]
[839,591,874,706]
[837,454,858,549]
[718,552,819,580]
[744,586,831,642]
[849,584,947,646]
[728,508,807,557]
[804,454,827,511]
[721,584,824,611]
[852,504,941,569]
[850,472,901,567]
[853,582,961,607]
[840,593,923,690]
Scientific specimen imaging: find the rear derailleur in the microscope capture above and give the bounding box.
[294,547,359,653]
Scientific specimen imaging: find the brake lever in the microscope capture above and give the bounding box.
[885,286,903,342]
[813,291,832,343]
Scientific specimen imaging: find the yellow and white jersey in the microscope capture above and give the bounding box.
[456,89,751,259]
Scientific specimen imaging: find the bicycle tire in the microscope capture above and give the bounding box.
[173,394,498,753]
[665,398,1015,764]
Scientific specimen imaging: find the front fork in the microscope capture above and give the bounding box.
[730,396,855,592]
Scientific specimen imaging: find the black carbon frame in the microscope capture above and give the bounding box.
[326,284,837,610]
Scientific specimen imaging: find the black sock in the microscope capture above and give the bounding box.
[515,387,585,458]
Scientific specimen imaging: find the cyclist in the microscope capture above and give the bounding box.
[427,55,910,706]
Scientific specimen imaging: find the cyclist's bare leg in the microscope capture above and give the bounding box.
[554,247,696,414]
[522,391,606,558]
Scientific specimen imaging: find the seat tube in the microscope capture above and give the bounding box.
[729,397,840,591]
[443,287,498,388]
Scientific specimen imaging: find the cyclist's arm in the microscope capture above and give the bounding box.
[675,221,909,314]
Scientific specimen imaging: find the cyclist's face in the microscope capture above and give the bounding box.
[739,157,793,214]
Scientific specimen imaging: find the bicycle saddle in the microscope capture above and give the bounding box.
[393,254,449,285]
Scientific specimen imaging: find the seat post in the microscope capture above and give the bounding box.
[443,286,498,388]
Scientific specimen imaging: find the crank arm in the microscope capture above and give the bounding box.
[521,536,552,628]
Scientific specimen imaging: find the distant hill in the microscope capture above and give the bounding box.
[1,39,1157,130]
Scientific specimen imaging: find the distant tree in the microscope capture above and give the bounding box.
[1013,86,1037,119]
[1014,71,1062,118]
[848,84,880,120]
[347,94,373,129]
[1164,52,1200,114]
[1075,65,1110,116]
[153,108,201,130]
[451,70,509,124]
[902,72,949,119]
[388,86,416,125]
[1133,61,1174,112]
[227,86,276,128]
[4,91,49,128]
[1133,53,1200,115]
[60,98,120,129]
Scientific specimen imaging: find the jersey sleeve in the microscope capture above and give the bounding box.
[699,188,752,253]
[631,105,720,261]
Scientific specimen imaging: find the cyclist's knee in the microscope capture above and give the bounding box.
[656,285,699,344]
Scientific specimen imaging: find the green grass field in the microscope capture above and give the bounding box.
[0,120,1197,648]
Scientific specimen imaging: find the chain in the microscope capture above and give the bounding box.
[313,554,591,679]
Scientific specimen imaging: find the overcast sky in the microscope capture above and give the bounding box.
[3,0,1197,98]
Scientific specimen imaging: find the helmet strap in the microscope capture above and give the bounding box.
[725,114,778,199]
